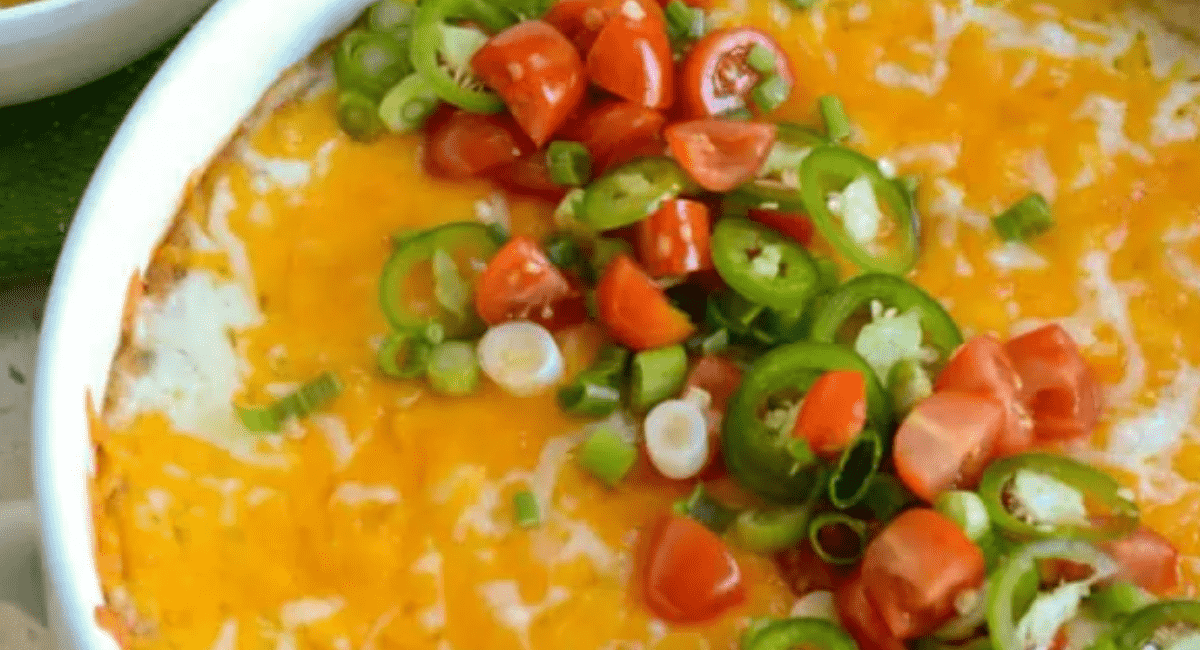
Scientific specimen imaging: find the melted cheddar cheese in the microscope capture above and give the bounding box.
[93,1,1200,649]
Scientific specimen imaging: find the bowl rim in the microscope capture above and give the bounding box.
[29,0,370,647]
[0,0,88,21]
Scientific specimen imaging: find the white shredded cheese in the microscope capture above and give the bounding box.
[478,581,569,650]
[1009,469,1089,528]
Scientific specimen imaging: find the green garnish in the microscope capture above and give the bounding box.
[546,141,592,187]
[992,192,1053,242]
[578,426,637,487]
[237,372,343,432]
[512,490,541,528]
[818,95,851,141]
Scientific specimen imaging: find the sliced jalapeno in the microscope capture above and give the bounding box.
[722,342,890,503]
[410,0,511,113]
[987,539,1118,650]
[730,123,828,211]
[580,157,696,231]
[808,273,963,363]
[742,617,859,650]
[673,483,739,534]
[808,512,869,565]
[335,29,412,100]
[858,472,917,521]
[978,452,1139,542]
[378,222,501,338]
[711,218,821,312]
[799,145,919,275]
[377,331,434,379]
[733,471,825,552]
[828,428,883,509]
[1113,601,1200,650]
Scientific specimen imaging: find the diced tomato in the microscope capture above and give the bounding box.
[835,569,907,650]
[1005,324,1103,442]
[560,100,667,174]
[665,119,776,192]
[677,27,794,117]
[892,392,1005,502]
[474,236,586,330]
[776,543,839,597]
[860,509,986,639]
[747,208,815,246]
[684,355,742,478]
[490,152,567,200]
[791,370,867,458]
[643,514,746,623]
[596,255,694,350]
[586,10,674,109]
[544,0,664,55]
[1099,526,1180,596]
[425,111,532,179]
[636,199,713,277]
[472,21,587,146]
[935,335,1034,457]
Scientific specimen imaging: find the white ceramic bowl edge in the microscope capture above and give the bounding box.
[31,0,370,647]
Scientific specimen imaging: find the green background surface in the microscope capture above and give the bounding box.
[0,30,187,285]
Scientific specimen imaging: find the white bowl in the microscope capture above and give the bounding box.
[30,0,370,647]
[0,0,213,107]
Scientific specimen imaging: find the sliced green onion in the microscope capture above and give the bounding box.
[808,512,868,565]
[734,497,818,553]
[558,377,622,417]
[719,107,754,121]
[665,0,704,40]
[378,73,439,133]
[589,237,634,279]
[546,141,592,186]
[334,30,411,100]
[992,192,1053,243]
[512,490,541,528]
[543,233,584,272]
[237,372,343,432]
[818,95,851,141]
[746,43,777,74]
[673,483,738,533]
[367,0,417,38]
[859,473,917,522]
[630,344,688,410]
[829,428,883,509]
[686,328,730,355]
[425,340,480,396]
[337,90,385,142]
[935,490,992,541]
[578,426,638,487]
[751,74,791,113]
[432,248,469,317]
[1087,581,1154,621]
[377,332,433,379]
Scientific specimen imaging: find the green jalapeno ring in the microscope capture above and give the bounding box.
[721,342,890,503]
[580,157,697,231]
[410,0,510,113]
[987,539,1118,650]
[711,218,821,312]
[978,452,1140,542]
[808,273,963,359]
[733,469,826,552]
[1112,601,1200,650]
[808,512,869,565]
[798,145,919,275]
[743,617,860,650]
[731,123,829,211]
[334,30,413,101]
[378,222,500,338]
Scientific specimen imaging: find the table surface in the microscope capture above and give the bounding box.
[0,278,47,505]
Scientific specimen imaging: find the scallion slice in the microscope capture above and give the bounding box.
[673,484,738,533]
[630,344,688,410]
[818,95,851,141]
[665,0,705,40]
[378,73,440,133]
[546,141,592,187]
[542,233,584,272]
[512,490,541,528]
[425,340,481,396]
[237,372,343,432]
[992,192,1053,242]
[746,43,777,74]
[337,90,385,142]
[751,74,791,113]
[578,426,637,487]
[558,378,622,417]
[808,512,869,565]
